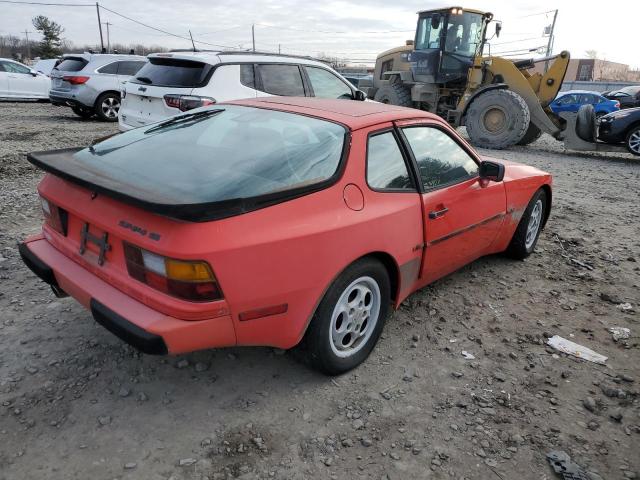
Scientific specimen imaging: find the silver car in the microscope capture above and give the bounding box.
[49,53,146,121]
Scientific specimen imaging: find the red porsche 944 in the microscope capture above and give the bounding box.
[20,98,551,374]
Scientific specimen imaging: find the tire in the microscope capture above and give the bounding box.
[373,79,413,107]
[576,104,596,142]
[303,258,390,375]
[505,189,548,260]
[465,89,530,149]
[625,125,640,156]
[71,106,94,119]
[516,123,542,146]
[94,92,121,122]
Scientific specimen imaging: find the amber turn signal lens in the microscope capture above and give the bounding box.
[165,259,214,282]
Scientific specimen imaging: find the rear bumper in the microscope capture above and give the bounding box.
[49,94,92,109]
[19,237,237,354]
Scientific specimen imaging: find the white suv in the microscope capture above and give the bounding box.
[118,51,365,131]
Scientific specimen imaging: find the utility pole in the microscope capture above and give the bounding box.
[251,24,255,52]
[102,21,111,53]
[23,30,32,60]
[544,9,558,73]
[96,3,105,52]
[278,43,281,54]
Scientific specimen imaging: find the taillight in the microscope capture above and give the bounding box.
[614,101,620,108]
[40,196,68,235]
[63,75,90,85]
[163,94,216,112]
[123,243,223,302]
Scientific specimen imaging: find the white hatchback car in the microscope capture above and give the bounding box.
[0,58,50,100]
[118,51,365,131]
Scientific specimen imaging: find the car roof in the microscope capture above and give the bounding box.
[225,97,439,130]
[147,50,330,68]
[62,53,146,62]
[559,90,602,95]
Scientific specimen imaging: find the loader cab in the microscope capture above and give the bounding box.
[412,7,491,85]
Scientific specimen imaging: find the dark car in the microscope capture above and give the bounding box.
[604,86,640,109]
[598,107,640,155]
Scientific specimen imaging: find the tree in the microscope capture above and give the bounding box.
[32,15,64,58]
[585,49,598,59]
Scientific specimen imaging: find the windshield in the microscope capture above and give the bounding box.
[415,11,484,57]
[619,86,640,95]
[69,105,346,205]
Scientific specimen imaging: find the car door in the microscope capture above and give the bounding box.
[397,121,506,284]
[0,61,9,96]
[303,65,355,100]
[255,63,307,97]
[4,60,38,97]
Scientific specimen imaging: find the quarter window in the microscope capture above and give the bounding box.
[240,64,255,88]
[97,62,119,74]
[117,61,145,76]
[305,67,352,99]
[402,127,478,189]
[258,64,305,96]
[367,132,414,190]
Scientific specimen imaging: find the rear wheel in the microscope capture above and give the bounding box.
[373,79,413,107]
[465,89,530,149]
[303,258,390,375]
[71,106,94,119]
[576,104,596,142]
[505,189,548,260]
[626,126,640,156]
[516,123,542,146]
[95,92,120,122]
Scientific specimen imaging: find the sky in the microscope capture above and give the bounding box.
[1,0,638,68]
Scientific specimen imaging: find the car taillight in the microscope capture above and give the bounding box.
[163,94,216,112]
[123,242,223,302]
[63,75,90,85]
[40,196,68,235]
[614,101,620,108]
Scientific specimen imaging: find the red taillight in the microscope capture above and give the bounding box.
[123,242,223,302]
[614,101,620,108]
[163,94,216,112]
[40,196,67,235]
[63,75,90,85]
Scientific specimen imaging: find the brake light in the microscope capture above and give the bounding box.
[123,243,223,302]
[40,196,68,235]
[614,101,620,108]
[163,94,216,112]
[63,75,90,85]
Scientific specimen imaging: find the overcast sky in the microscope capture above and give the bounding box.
[1,0,638,68]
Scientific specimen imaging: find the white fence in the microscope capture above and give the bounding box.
[559,80,638,93]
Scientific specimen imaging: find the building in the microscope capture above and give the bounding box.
[532,58,640,82]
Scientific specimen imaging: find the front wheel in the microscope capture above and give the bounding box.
[95,92,121,122]
[303,258,390,375]
[505,189,548,260]
[626,126,640,156]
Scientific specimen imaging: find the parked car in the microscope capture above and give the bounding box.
[118,51,366,131]
[49,53,147,121]
[604,86,640,109]
[598,107,640,155]
[20,97,552,374]
[0,58,50,100]
[33,58,60,77]
[550,90,620,118]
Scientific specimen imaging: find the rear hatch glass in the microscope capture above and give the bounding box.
[132,58,213,88]
[28,105,348,222]
[54,57,88,72]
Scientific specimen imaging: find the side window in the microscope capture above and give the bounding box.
[0,62,6,72]
[258,64,305,96]
[402,126,478,189]
[97,62,119,74]
[367,132,414,190]
[379,59,393,80]
[5,62,30,74]
[305,67,352,99]
[117,61,145,76]
[240,64,255,88]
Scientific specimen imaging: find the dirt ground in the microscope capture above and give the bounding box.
[0,102,638,480]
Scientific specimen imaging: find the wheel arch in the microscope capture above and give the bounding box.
[93,89,121,108]
[539,183,552,229]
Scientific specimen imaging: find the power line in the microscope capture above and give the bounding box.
[255,23,413,34]
[0,0,93,5]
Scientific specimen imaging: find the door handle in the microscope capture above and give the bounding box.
[428,207,448,219]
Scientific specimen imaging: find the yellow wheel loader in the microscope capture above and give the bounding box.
[366,7,571,149]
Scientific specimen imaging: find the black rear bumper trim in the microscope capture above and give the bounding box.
[90,299,168,355]
[19,242,59,287]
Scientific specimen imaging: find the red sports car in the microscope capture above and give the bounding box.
[20,97,551,374]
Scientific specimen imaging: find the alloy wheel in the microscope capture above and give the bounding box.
[525,199,543,250]
[101,96,120,119]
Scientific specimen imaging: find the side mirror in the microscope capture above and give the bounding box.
[354,90,366,101]
[479,160,505,182]
[495,23,502,38]
[30,69,38,76]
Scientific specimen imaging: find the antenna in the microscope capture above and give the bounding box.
[189,30,196,52]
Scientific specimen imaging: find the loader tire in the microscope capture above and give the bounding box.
[516,123,542,145]
[465,89,530,149]
[576,104,596,142]
[373,79,413,107]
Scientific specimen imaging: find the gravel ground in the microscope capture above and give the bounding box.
[0,102,638,480]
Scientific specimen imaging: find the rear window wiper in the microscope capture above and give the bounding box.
[144,108,225,134]
[135,76,152,84]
